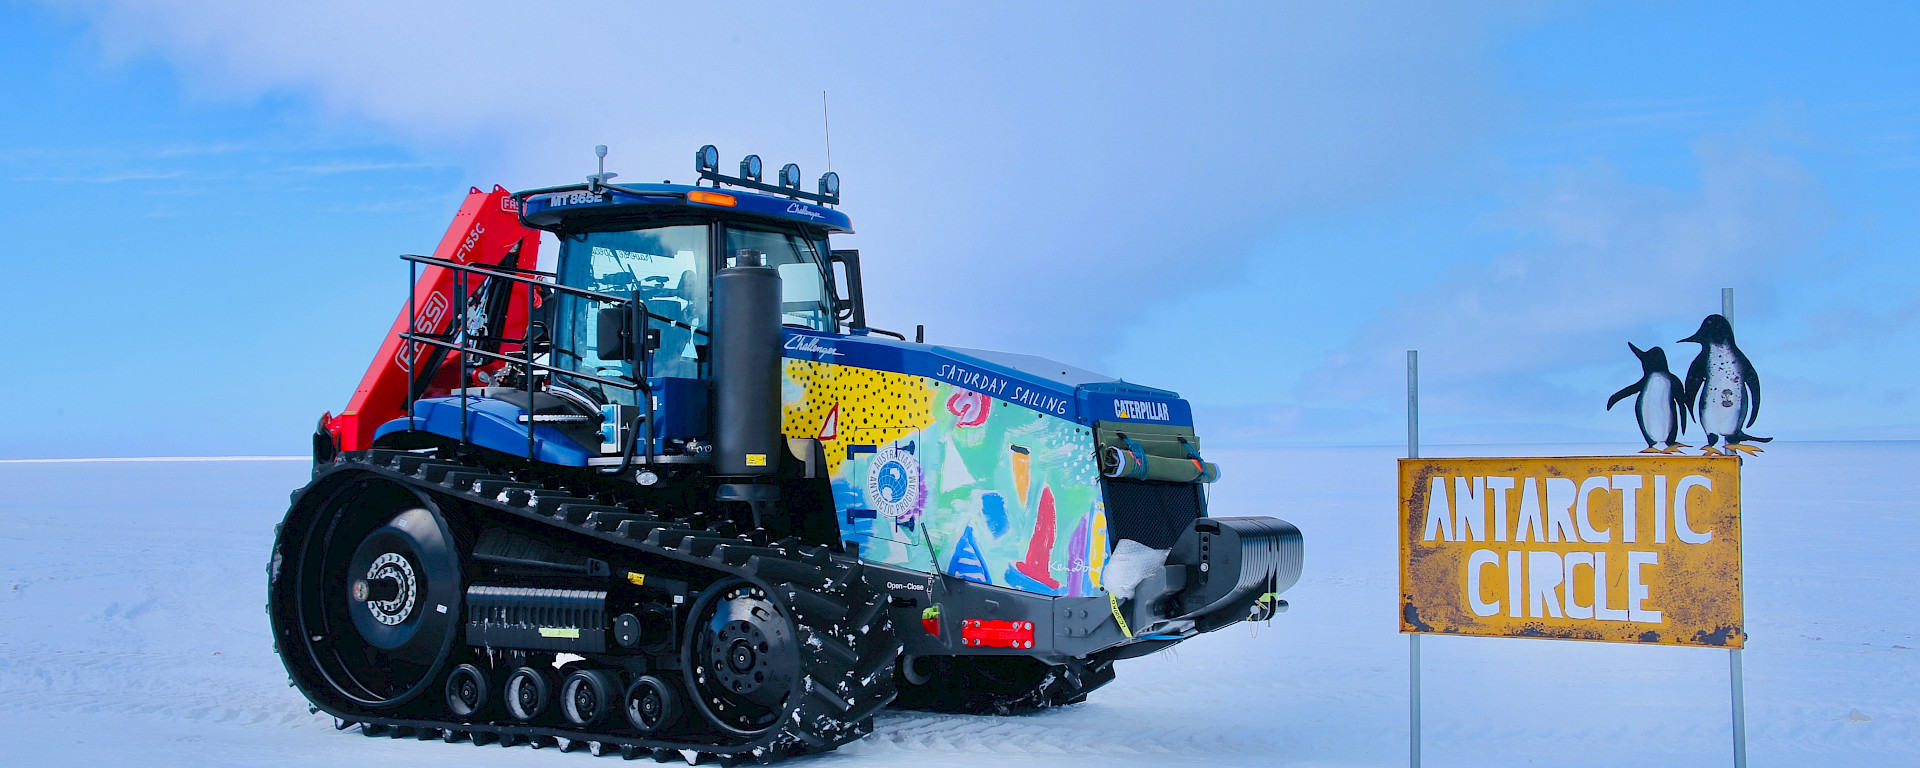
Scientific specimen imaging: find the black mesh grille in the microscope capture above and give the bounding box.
[1101,479,1204,550]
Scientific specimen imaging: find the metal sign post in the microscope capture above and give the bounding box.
[1406,350,1421,768]
[1723,287,1749,768]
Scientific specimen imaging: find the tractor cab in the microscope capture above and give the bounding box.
[507,146,862,463]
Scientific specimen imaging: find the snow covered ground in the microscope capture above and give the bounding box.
[1,443,1914,767]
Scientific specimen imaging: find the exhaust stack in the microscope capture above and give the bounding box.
[712,249,782,476]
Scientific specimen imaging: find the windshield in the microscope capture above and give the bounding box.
[552,225,710,404]
[725,226,835,332]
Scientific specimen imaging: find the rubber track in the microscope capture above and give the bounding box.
[892,657,1116,716]
[277,450,901,765]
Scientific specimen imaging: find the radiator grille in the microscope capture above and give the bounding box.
[1101,479,1204,550]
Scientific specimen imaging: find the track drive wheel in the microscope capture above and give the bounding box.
[273,476,464,712]
[684,581,799,739]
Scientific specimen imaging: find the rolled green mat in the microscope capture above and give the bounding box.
[1101,445,1221,483]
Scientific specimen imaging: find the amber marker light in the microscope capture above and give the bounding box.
[688,190,737,207]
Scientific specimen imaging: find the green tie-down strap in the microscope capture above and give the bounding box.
[1095,421,1222,483]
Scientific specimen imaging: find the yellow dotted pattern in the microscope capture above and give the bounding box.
[782,359,938,475]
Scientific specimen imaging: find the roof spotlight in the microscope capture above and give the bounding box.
[695,144,719,173]
[779,163,802,190]
[740,154,763,182]
[818,171,840,198]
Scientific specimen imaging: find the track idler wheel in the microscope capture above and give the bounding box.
[624,674,682,735]
[684,580,800,738]
[561,669,620,728]
[504,665,556,722]
[444,663,493,719]
[275,477,464,712]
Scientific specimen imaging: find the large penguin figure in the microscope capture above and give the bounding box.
[1679,314,1772,455]
[1607,343,1689,453]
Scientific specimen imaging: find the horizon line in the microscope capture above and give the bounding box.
[3,437,1916,463]
[0,456,309,464]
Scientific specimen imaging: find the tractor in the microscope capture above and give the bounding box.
[266,144,1303,762]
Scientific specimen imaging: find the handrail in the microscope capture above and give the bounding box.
[396,333,641,391]
[396,252,659,475]
[401,253,629,304]
[401,252,705,335]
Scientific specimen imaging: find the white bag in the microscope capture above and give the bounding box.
[1102,539,1169,601]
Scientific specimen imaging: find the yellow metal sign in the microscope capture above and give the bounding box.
[1399,456,1743,648]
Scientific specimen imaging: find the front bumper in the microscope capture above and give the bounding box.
[877,515,1304,662]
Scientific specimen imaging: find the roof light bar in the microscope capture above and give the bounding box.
[692,145,839,206]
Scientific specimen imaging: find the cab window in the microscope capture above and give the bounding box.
[552,225,710,402]
[725,226,836,332]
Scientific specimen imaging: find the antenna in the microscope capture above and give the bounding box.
[822,91,834,173]
[588,144,617,191]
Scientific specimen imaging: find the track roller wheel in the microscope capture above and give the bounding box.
[561,669,620,727]
[504,665,556,722]
[444,663,493,719]
[624,674,682,735]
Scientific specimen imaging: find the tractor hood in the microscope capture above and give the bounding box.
[780,328,1192,428]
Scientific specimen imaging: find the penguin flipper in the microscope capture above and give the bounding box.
[1730,429,1773,444]
[1736,347,1762,426]
[1607,382,1641,411]
[1683,351,1710,421]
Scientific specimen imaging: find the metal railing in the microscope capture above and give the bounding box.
[397,252,654,473]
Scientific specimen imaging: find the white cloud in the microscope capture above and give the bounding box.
[1296,138,1835,426]
[44,0,1538,366]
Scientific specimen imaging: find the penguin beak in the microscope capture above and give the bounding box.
[1678,332,1702,344]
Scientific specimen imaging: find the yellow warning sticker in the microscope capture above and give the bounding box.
[627,572,646,586]
[538,627,580,639]
[746,454,767,467]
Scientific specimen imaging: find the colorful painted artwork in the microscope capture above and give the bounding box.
[781,358,1109,597]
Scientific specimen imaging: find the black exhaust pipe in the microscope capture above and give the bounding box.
[712,249,781,477]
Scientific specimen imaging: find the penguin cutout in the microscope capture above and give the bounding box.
[1679,314,1772,455]
[1607,343,1690,453]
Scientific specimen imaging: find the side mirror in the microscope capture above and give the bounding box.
[595,296,656,365]
[829,249,867,330]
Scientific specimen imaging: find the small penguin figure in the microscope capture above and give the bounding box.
[1607,343,1689,453]
[1679,314,1772,455]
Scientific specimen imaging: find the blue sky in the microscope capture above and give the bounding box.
[1,1,1915,458]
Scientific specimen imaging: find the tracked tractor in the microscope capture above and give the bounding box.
[267,145,1304,762]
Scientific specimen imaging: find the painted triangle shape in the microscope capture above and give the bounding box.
[947,527,992,585]
[817,402,840,441]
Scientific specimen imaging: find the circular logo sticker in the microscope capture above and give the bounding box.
[865,445,923,520]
